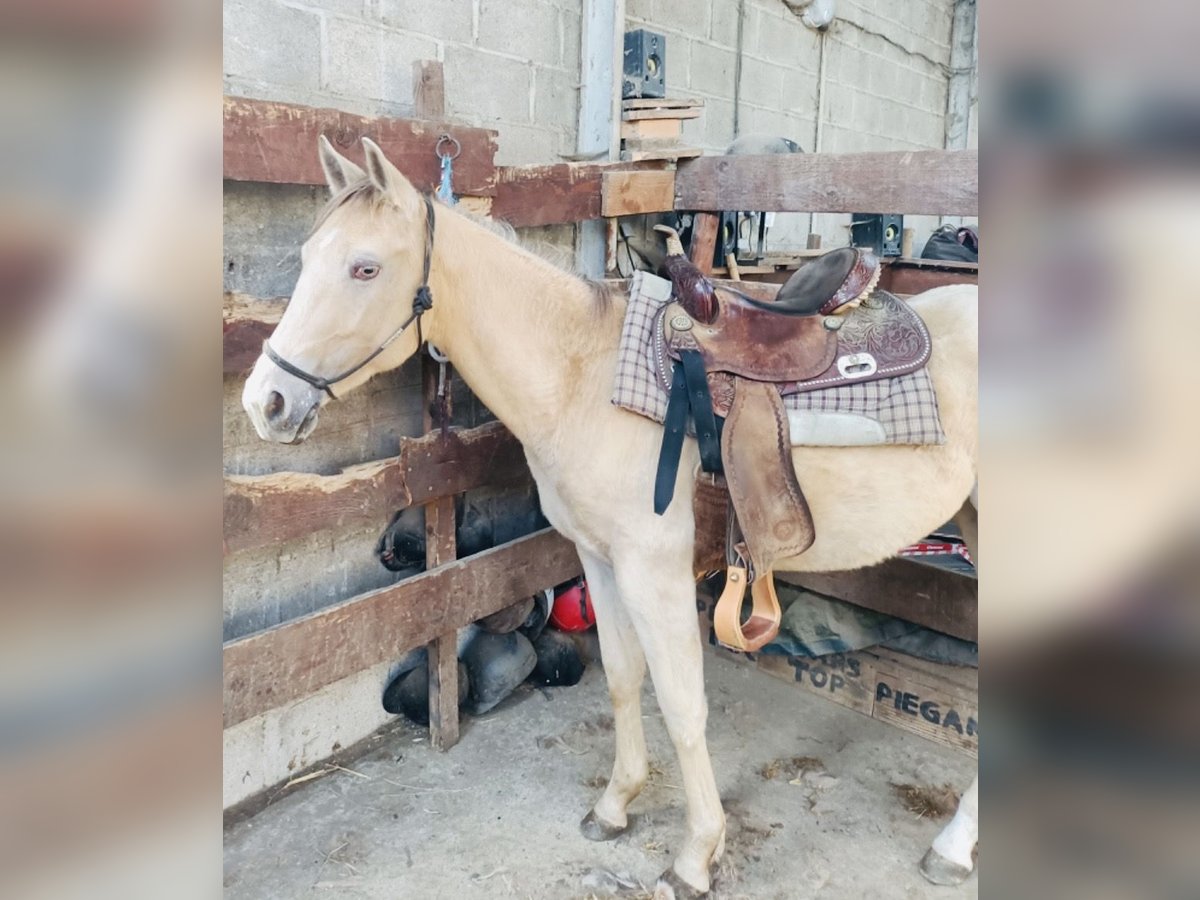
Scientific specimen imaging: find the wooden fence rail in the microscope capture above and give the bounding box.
[223,527,581,729]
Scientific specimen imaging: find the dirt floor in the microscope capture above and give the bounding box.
[223,651,977,899]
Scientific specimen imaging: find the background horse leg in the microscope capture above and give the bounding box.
[952,492,978,564]
[578,550,650,840]
[921,774,978,884]
[616,555,725,896]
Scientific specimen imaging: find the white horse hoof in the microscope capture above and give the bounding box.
[919,847,973,885]
[654,867,708,898]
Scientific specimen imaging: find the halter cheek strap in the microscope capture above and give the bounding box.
[263,194,437,400]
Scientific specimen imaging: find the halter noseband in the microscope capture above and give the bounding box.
[262,194,437,400]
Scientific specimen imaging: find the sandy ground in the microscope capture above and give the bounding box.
[224,651,977,899]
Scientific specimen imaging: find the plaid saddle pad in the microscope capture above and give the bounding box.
[612,272,945,447]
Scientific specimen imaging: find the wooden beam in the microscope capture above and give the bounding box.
[879,259,978,296]
[675,150,978,216]
[422,352,459,751]
[601,170,676,217]
[223,292,285,374]
[223,421,529,555]
[412,60,445,120]
[223,528,582,727]
[688,212,721,274]
[491,160,664,228]
[223,96,499,196]
[778,558,978,643]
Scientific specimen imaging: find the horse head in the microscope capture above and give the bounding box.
[243,136,438,443]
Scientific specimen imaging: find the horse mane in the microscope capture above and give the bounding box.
[310,178,615,313]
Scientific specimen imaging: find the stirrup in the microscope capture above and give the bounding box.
[712,566,781,653]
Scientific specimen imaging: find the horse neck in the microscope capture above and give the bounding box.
[425,210,622,449]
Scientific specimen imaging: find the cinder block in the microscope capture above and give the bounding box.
[495,123,561,166]
[709,0,740,48]
[323,16,384,99]
[823,84,856,128]
[739,55,784,110]
[625,0,655,25]
[653,0,710,38]
[533,67,579,131]
[377,0,473,43]
[689,41,736,97]
[478,0,561,67]
[701,96,734,149]
[444,45,533,124]
[381,28,442,106]
[224,0,321,91]
[780,69,818,115]
[752,8,816,69]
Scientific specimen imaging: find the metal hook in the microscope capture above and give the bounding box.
[435,134,461,161]
[427,343,450,363]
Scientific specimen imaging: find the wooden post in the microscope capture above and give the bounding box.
[422,352,459,751]
[688,212,721,275]
[413,60,445,121]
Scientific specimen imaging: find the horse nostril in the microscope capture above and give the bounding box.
[265,390,285,423]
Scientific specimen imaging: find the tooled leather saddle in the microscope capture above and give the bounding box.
[652,247,932,652]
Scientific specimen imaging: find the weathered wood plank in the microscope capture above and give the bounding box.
[622,97,704,110]
[422,353,460,751]
[223,96,499,195]
[688,212,721,274]
[675,150,978,216]
[412,60,445,120]
[601,170,676,216]
[777,558,978,643]
[621,106,702,121]
[222,421,529,555]
[492,160,667,227]
[223,292,285,374]
[879,259,978,295]
[223,528,582,727]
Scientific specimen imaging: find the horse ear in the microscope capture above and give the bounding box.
[361,137,420,210]
[318,135,365,195]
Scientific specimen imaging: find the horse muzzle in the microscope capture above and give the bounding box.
[242,357,323,444]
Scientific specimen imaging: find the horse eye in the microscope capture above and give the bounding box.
[352,263,380,281]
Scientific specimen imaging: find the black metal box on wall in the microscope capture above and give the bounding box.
[851,213,904,257]
[623,29,665,99]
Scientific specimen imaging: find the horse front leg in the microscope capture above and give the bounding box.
[577,550,650,840]
[920,774,978,884]
[615,552,725,897]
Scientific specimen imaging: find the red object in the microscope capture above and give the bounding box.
[550,579,595,631]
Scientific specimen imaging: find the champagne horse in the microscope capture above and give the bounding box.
[242,137,980,896]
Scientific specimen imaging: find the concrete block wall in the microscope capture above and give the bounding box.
[626,0,961,251]
[224,0,584,166]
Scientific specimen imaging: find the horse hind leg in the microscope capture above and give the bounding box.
[578,550,650,841]
[921,774,978,885]
[952,488,979,567]
[615,554,725,897]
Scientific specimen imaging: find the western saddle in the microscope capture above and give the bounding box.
[652,247,931,652]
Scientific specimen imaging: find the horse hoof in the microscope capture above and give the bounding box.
[580,810,629,842]
[653,867,708,899]
[919,847,973,885]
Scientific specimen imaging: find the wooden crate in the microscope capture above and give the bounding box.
[697,593,978,757]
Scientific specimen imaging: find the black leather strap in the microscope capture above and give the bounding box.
[654,360,690,515]
[653,349,724,515]
[680,349,722,474]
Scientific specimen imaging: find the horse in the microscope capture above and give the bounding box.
[241,137,979,896]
